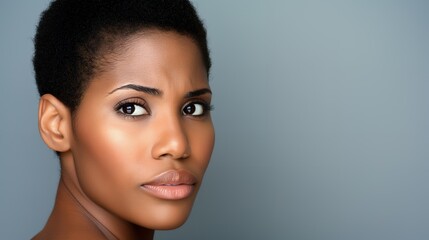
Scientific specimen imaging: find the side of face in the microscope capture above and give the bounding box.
[61,31,214,229]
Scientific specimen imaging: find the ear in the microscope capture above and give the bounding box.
[38,94,72,152]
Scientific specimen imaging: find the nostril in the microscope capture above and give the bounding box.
[159,153,169,158]
[157,152,189,160]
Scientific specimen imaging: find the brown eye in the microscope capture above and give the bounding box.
[182,102,205,116]
[118,103,148,116]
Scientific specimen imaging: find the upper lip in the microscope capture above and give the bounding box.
[142,169,197,186]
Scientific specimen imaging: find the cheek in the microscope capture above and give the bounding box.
[71,119,146,204]
[188,121,215,173]
[74,120,142,174]
[71,119,171,225]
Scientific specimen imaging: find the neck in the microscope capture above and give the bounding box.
[33,173,154,240]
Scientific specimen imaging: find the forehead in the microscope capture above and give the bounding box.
[82,31,209,99]
[113,31,207,85]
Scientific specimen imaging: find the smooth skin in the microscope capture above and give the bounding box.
[33,31,215,240]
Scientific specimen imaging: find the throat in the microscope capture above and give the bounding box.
[61,177,120,240]
[34,175,154,240]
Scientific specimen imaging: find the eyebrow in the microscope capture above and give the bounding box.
[108,84,212,98]
[185,88,212,98]
[108,84,161,96]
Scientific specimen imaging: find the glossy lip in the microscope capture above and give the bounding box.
[140,169,197,200]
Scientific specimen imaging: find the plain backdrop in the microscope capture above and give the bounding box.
[1,0,429,239]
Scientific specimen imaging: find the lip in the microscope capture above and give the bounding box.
[140,169,197,200]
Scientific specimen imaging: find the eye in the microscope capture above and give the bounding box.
[182,102,211,116]
[117,102,148,116]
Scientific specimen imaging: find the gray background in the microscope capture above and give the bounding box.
[1,0,428,239]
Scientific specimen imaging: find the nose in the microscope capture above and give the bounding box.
[151,115,190,160]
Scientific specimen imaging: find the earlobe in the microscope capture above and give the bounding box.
[38,94,72,152]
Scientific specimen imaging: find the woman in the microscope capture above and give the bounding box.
[32,0,214,239]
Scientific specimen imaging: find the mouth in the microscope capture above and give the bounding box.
[140,169,197,200]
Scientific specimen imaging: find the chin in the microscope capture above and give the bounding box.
[132,198,196,230]
[153,218,189,230]
[142,212,192,230]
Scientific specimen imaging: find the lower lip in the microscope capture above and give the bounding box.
[141,184,195,200]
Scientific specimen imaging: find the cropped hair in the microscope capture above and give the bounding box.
[34,0,211,113]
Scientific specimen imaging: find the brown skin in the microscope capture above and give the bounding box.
[33,31,215,240]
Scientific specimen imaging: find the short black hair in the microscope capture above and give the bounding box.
[34,0,211,113]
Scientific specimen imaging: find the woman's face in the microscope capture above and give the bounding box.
[68,31,214,229]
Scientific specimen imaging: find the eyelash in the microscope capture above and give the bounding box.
[114,98,149,119]
[114,99,214,119]
[182,100,214,118]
